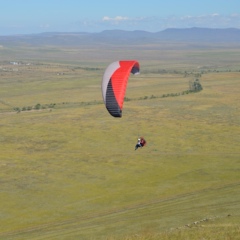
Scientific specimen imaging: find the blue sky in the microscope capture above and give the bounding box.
[1,0,240,35]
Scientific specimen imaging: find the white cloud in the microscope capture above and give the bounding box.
[30,13,240,35]
[40,24,50,29]
[154,13,240,30]
[102,16,129,22]
[1,12,240,35]
[68,13,240,33]
[99,13,240,31]
[211,13,220,17]
[230,13,240,17]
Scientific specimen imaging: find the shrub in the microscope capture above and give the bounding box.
[189,78,203,92]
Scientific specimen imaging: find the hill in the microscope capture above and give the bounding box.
[1,27,240,46]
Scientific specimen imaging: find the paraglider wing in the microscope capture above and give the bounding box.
[102,60,140,117]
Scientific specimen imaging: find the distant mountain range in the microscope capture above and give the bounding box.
[1,28,240,46]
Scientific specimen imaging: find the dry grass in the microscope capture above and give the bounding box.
[0,43,239,239]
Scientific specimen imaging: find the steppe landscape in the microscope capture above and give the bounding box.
[0,29,239,239]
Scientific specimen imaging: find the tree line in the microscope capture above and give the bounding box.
[13,79,202,112]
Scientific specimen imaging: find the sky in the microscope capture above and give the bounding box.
[1,0,240,35]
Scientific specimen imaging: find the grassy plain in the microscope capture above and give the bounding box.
[0,42,240,239]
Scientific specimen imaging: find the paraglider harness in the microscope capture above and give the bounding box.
[135,137,146,150]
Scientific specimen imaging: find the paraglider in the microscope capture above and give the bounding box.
[102,60,140,117]
[101,60,145,150]
[135,137,146,150]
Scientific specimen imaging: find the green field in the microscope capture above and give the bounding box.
[0,43,240,239]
